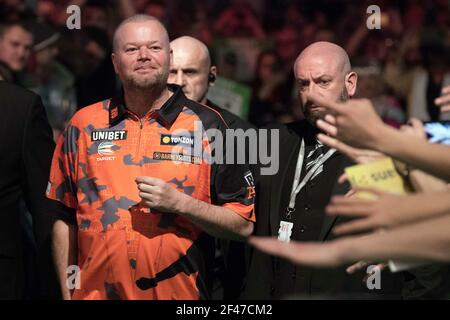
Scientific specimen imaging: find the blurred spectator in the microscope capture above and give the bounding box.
[184,2,213,46]
[412,43,450,121]
[74,27,117,108]
[186,9,213,47]
[0,0,35,21]
[214,0,265,39]
[37,0,86,27]
[345,1,404,62]
[81,0,116,38]
[249,50,293,127]
[353,62,406,128]
[273,26,300,68]
[217,51,238,80]
[384,35,450,121]
[314,29,338,43]
[168,0,213,45]
[24,22,77,139]
[283,1,305,30]
[38,0,127,37]
[143,0,167,21]
[0,20,33,83]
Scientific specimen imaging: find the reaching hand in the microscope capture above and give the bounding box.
[309,95,386,150]
[327,188,418,235]
[318,132,386,164]
[248,236,344,267]
[400,118,427,140]
[435,85,450,113]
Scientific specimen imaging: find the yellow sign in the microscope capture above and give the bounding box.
[345,158,407,199]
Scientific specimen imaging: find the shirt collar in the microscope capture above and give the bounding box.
[109,84,187,128]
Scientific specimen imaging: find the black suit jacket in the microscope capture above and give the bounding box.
[0,81,61,299]
[241,120,443,299]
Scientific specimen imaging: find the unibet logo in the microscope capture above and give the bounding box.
[162,136,171,144]
[91,130,127,141]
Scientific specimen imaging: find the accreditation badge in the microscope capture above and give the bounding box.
[278,220,294,242]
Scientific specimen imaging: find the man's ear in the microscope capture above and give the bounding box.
[169,48,173,66]
[208,66,217,87]
[345,71,358,97]
[111,53,119,74]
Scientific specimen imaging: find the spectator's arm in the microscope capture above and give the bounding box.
[383,32,418,99]
[309,96,450,182]
[249,211,450,267]
[326,189,450,235]
[345,24,369,57]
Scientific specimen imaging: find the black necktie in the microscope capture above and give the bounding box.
[305,141,326,181]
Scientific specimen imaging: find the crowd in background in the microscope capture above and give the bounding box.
[0,0,449,136]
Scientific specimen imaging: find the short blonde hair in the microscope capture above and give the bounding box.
[112,14,169,52]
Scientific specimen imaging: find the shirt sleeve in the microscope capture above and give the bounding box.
[211,122,256,223]
[46,120,81,224]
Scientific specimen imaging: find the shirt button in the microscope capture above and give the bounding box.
[304,205,311,212]
[300,226,306,233]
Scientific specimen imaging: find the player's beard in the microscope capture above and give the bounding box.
[304,86,349,126]
[125,67,169,93]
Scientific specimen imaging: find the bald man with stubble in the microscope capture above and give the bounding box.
[242,41,444,300]
[169,36,255,131]
[169,36,257,300]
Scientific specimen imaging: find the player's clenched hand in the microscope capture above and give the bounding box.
[136,176,185,213]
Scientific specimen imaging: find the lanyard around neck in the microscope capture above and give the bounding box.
[287,138,336,214]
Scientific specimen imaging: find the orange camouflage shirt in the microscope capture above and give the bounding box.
[47,85,255,300]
